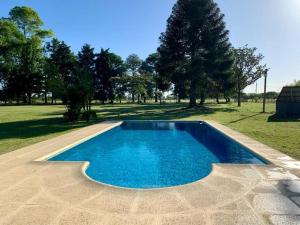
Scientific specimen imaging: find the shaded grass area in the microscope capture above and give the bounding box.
[0,103,299,160]
[0,106,97,155]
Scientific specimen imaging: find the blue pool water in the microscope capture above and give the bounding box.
[49,121,267,188]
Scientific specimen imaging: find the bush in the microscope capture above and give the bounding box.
[63,109,81,122]
[81,110,97,122]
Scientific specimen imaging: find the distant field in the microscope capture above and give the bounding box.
[0,103,299,160]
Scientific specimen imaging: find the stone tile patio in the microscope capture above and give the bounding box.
[0,121,299,225]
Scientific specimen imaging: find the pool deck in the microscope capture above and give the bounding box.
[0,120,299,225]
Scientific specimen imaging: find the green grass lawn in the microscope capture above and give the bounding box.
[0,102,299,160]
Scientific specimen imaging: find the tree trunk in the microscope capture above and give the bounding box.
[44,90,48,104]
[238,89,241,107]
[216,92,220,104]
[143,97,146,103]
[132,93,135,103]
[237,76,241,107]
[155,86,158,103]
[51,95,54,105]
[137,94,140,104]
[189,81,197,107]
[89,97,92,111]
[263,74,267,113]
[22,95,27,104]
[200,92,205,105]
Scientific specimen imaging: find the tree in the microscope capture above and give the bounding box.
[140,53,160,102]
[126,74,148,103]
[9,6,52,104]
[45,38,76,103]
[64,67,91,122]
[125,54,143,102]
[158,0,188,103]
[9,6,52,38]
[289,80,300,87]
[232,46,268,107]
[113,76,128,103]
[125,54,142,75]
[78,44,95,110]
[95,49,124,104]
[0,19,24,103]
[158,0,233,107]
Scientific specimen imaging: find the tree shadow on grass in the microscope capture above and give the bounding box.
[228,113,263,124]
[0,117,97,140]
[94,103,237,121]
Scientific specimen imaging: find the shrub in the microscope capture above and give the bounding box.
[81,110,97,122]
[63,109,81,122]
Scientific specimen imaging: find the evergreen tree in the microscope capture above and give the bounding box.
[45,38,76,103]
[78,44,95,110]
[158,0,233,107]
[157,0,188,103]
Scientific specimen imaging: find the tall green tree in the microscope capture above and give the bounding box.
[140,53,160,102]
[232,46,267,107]
[78,44,95,110]
[125,54,143,102]
[45,38,76,103]
[0,19,24,103]
[158,0,233,107]
[157,0,188,103]
[9,6,52,104]
[64,67,93,122]
[95,49,124,104]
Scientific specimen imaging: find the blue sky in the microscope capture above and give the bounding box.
[1,0,299,92]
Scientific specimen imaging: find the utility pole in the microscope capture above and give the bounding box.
[256,82,258,94]
[263,69,269,113]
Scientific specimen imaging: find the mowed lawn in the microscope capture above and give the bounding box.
[0,102,299,160]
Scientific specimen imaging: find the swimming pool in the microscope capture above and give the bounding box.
[49,121,267,189]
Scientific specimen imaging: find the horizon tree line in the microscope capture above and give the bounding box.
[0,2,268,121]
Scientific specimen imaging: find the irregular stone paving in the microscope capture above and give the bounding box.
[0,121,299,225]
